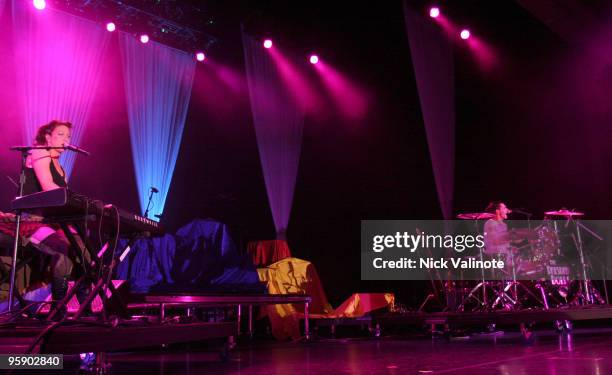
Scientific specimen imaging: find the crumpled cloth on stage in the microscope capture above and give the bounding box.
[333,293,395,318]
[0,215,47,239]
[247,239,292,267]
[115,219,265,294]
[257,257,394,340]
[257,257,334,340]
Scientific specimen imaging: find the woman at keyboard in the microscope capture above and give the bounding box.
[22,120,89,318]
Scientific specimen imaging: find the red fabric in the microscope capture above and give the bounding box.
[0,220,45,238]
[247,240,292,267]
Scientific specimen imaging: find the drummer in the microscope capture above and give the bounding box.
[483,201,513,255]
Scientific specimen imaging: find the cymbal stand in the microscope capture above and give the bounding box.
[570,218,604,305]
[458,220,489,311]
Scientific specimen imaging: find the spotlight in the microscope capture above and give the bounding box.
[309,55,319,64]
[263,39,273,49]
[140,34,149,44]
[106,22,116,32]
[460,29,470,40]
[429,7,440,18]
[33,0,45,10]
[195,51,206,62]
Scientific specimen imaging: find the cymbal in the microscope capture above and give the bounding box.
[544,209,585,217]
[457,212,495,220]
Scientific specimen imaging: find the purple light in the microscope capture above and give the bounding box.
[33,0,46,10]
[140,34,149,44]
[460,29,471,40]
[309,55,319,64]
[263,39,273,49]
[429,7,440,18]
[195,52,206,62]
[106,22,116,32]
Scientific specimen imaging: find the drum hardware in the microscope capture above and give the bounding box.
[448,208,607,313]
[546,209,603,306]
[456,212,496,311]
[416,228,448,312]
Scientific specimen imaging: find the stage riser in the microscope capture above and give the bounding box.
[0,322,236,354]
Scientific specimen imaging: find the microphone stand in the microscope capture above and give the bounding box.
[6,145,74,312]
[7,149,28,312]
[144,189,156,218]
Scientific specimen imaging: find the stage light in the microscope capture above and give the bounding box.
[33,0,45,10]
[140,34,149,44]
[460,29,470,40]
[309,55,319,64]
[429,7,440,18]
[106,22,116,32]
[195,51,206,62]
[263,39,273,49]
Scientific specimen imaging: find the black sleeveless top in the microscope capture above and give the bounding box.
[22,160,67,195]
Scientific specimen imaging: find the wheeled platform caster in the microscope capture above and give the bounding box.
[520,322,536,345]
[555,320,573,333]
[219,343,231,362]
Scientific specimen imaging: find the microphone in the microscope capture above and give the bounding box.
[150,187,159,193]
[64,144,90,156]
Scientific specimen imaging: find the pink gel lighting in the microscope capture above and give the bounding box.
[429,7,440,18]
[140,34,149,44]
[195,52,206,62]
[263,39,273,49]
[460,29,471,40]
[309,55,319,64]
[33,0,45,10]
[106,22,116,32]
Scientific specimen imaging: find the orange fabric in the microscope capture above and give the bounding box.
[247,240,292,267]
[333,293,395,317]
[257,257,333,340]
[257,257,395,340]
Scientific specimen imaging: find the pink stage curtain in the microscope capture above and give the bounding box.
[242,33,305,240]
[247,240,292,267]
[12,0,110,178]
[404,5,455,219]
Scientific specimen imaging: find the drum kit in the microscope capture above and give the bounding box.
[453,208,607,312]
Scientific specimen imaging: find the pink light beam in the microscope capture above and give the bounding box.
[314,61,368,121]
[268,47,321,113]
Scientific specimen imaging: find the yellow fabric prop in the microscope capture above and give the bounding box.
[257,257,394,340]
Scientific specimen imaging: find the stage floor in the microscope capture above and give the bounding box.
[50,327,612,374]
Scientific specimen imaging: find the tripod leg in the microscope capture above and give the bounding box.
[46,276,84,321]
[459,282,485,311]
